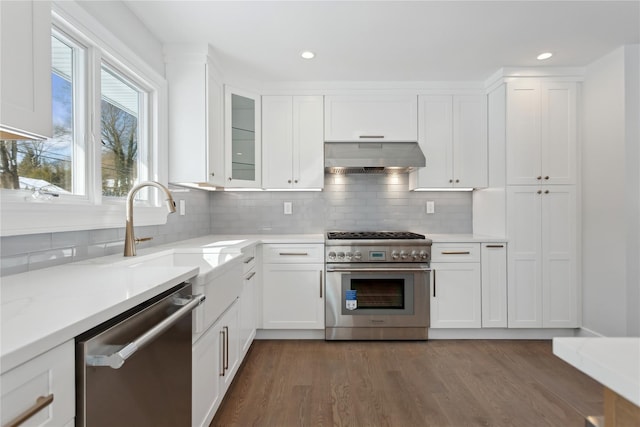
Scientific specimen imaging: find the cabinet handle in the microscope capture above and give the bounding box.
[449,179,453,183]
[433,270,436,298]
[219,328,226,376]
[243,256,255,264]
[288,179,292,184]
[5,394,54,427]
[210,172,215,177]
[294,179,298,184]
[228,177,232,181]
[320,270,323,298]
[544,176,549,180]
[359,135,384,139]
[224,326,229,371]
[279,252,308,256]
[441,251,470,255]
[485,244,504,248]
[537,190,542,194]
[245,271,256,281]
[455,179,460,183]
[544,190,549,194]
[537,176,542,180]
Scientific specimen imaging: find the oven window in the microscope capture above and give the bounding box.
[352,279,405,309]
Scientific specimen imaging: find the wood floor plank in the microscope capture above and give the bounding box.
[211,340,603,427]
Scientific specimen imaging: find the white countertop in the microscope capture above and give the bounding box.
[553,337,640,406]
[0,234,323,374]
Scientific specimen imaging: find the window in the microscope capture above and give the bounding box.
[0,5,168,236]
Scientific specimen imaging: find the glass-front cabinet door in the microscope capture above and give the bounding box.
[224,86,261,188]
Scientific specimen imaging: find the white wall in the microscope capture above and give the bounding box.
[582,45,640,336]
[75,1,165,76]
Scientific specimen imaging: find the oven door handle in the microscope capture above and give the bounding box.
[326,266,431,273]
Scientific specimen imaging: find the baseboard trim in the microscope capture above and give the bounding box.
[428,328,579,340]
[255,329,325,340]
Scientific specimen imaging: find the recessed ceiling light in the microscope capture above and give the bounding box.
[301,51,315,60]
[537,52,553,61]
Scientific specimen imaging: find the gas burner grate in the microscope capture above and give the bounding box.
[327,231,426,240]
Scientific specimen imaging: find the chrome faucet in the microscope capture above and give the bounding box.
[124,181,176,257]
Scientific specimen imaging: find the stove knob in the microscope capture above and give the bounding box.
[337,252,345,260]
[419,250,429,260]
[400,250,409,260]
[345,252,353,260]
[353,251,362,260]
[328,251,336,260]
[391,250,400,260]
[411,250,419,260]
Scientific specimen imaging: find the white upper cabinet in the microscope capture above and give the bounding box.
[410,94,487,189]
[0,0,52,139]
[165,45,225,187]
[262,96,324,190]
[506,80,577,185]
[224,86,261,188]
[324,95,418,142]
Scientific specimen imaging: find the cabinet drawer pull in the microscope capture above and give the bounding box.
[320,271,323,298]
[224,326,229,371]
[243,256,255,264]
[359,135,384,139]
[441,251,471,255]
[219,328,226,376]
[245,271,256,281]
[485,244,504,248]
[5,394,54,427]
[279,252,308,256]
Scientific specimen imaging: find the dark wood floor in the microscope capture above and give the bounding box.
[211,340,603,427]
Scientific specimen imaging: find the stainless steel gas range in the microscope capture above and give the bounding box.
[325,231,432,340]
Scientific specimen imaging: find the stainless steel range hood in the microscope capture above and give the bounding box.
[325,142,426,174]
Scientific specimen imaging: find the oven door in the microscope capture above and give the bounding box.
[325,264,430,332]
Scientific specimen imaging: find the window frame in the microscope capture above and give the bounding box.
[0,3,169,237]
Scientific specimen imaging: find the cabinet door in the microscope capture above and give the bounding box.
[239,267,257,357]
[430,262,481,328]
[454,95,488,188]
[206,65,225,186]
[225,86,261,187]
[414,95,453,188]
[481,243,508,328]
[506,81,542,185]
[192,323,222,427]
[324,95,418,142]
[262,96,294,188]
[0,0,52,139]
[507,187,543,327]
[220,302,240,391]
[541,186,578,327]
[293,96,324,189]
[541,82,577,185]
[263,264,324,329]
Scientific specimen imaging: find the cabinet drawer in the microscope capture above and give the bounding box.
[263,244,324,263]
[1,340,75,427]
[431,243,480,262]
[241,245,257,274]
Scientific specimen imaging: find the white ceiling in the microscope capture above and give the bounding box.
[123,1,640,83]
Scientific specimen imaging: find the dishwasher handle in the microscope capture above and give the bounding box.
[86,293,205,369]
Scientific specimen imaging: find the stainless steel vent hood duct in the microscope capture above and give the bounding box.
[325,142,426,174]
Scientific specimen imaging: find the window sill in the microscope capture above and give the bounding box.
[1,194,171,236]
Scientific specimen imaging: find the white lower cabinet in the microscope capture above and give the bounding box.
[192,300,240,427]
[430,243,482,328]
[481,243,508,328]
[507,185,578,328]
[1,340,75,427]
[239,246,258,357]
[262,244,324,330]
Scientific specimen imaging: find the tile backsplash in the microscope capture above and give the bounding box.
[1,175,472,275]
[210,173,472,235]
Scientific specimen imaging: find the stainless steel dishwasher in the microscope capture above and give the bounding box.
[76,283,204,427]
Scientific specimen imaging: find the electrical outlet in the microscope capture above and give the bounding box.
[179,200,186,216]
[284,202,292,215]
[426,201,435,214]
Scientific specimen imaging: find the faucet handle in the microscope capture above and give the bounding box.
[135,237,153,244]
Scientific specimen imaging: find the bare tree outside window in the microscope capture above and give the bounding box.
[101,101,138,197]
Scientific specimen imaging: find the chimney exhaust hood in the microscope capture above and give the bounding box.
[325,142,426,174]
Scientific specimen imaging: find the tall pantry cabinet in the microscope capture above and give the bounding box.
[496,78,580,328]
